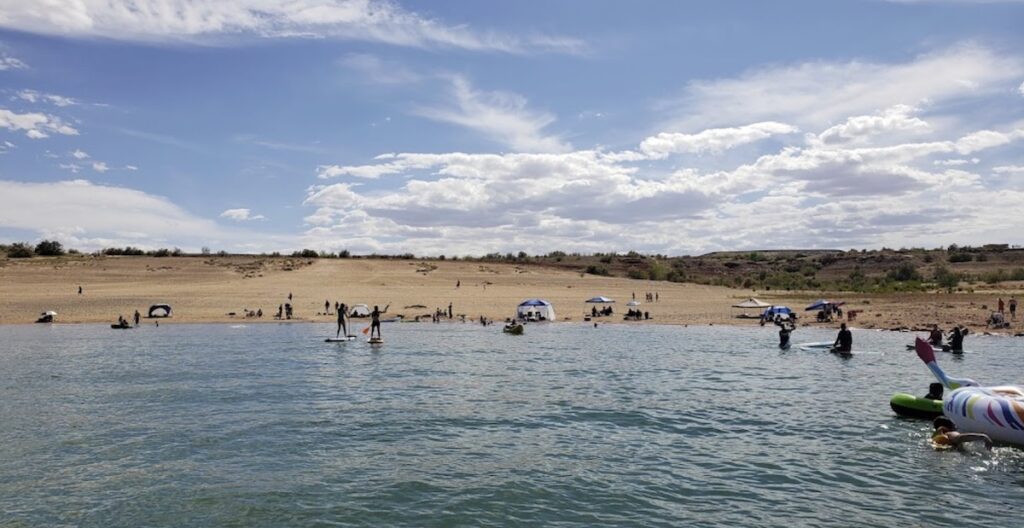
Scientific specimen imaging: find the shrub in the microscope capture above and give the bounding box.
[7,242,34,258]
[292,249,319,258]
[933,266,960,290]
[887,263,922,282]
[34,240,64,256]
[948,252,972,263]
[585,265,610,276]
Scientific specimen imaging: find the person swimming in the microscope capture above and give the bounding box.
[832,323,852,354]
[932,416,992,450]
[947,326,967,353]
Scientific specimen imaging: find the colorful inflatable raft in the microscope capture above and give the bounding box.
[915,338,1024,446]
[889,393,943,419]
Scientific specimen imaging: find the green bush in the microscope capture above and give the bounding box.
[933,266,960,290]
[948,252,972,263]
[34,240,64,256]
[585,265,610,276]
[7,242,34,258]
[887,263,922,282]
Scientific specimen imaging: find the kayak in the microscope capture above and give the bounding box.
[890,393,943,419]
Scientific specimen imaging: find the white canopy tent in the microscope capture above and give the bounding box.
[732,298,770,309]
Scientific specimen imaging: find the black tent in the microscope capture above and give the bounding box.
[148,304,172,318]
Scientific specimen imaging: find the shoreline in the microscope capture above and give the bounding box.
[2,256,1022,336]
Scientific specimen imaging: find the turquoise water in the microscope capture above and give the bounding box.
[2,322,1024,527]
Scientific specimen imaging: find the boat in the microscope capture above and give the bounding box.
[503,323,524,335]
[110,324,133,329]
[889,393,943,419]
[914,337,1024,446]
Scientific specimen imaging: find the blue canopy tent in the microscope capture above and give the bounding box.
[805,299,844,311]
[762,306,793,317]
[585,296,615,303]
[517,299,555,321]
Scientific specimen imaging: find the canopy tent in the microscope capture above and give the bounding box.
[805,299,845,311]
[732,298,770,309]
[148,304,172,318]
[517,299,555,321]
[349,304,371,317]
[762,306,793,317]
[585,296,615,303]
[626,300,641,307]
[43,310,57,316]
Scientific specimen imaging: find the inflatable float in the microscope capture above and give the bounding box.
[503,323,524,335]
[915,338,1024,446]
[889,393,943,419]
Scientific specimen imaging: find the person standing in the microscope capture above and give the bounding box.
[1010,297,1018,321]
[370,305,382,339]
[448,302,453,319]
[133,310,141,326]
[325,300,330,314]
[78,285,82,295]
[336,302,348,338]
[832,323,852,354]
[998,298,1005,314]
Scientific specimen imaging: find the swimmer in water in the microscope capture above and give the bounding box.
[931,416,992,450]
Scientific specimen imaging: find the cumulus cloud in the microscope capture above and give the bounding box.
[814,105,930,145]
[0,0,583,54]
[639,122,798,158]
[0,108,79,138]
[661,44,1022,130]
[15,90,78,107]
[220,208,265,221]
[1019,81,1024,96]
[71,149,89,159]
[412,75,569,153]
[91,161,109,173]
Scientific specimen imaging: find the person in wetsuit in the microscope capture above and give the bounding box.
[778,324,792,349]
[370,305,382,339]
[928,324,943,347]
[832,323,852,353]
[924,383,943,401]
[947,326,967,353]
[336,302,348,338]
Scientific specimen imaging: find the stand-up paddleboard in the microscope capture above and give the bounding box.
[797,342,834,351]
[325,335,356,342]
[905,343,965,354]
[368,337,384,345]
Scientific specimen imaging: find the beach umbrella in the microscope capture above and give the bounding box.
[626,300,641,307]
[732,298,770,309]
[518,299,551,307]
[585,296,615,303]
[762,306,792,317]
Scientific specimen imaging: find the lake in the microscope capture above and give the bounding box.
[2,322,1023,527]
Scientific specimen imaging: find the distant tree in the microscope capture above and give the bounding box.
[7,242,34,258]
[171,247,183,256]
[34,239,64,256]
[933,266,960,290]
[887,263,922,282]
[201,246,211,255]
[337,249,351,258]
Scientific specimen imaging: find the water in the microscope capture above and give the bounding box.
[2,322,1023,527]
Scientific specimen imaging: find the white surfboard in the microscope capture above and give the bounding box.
[325,336,355,342]
[368,338,384,344]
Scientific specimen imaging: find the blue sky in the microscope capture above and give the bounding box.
[1,0,1023,255]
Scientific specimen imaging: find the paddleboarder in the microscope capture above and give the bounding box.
[370,305,382,339]
[336,302,348,338]
[832,323,852,354]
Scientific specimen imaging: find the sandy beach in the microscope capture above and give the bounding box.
[1,255,1021,335]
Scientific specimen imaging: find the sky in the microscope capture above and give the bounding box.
[1,0,1023,256]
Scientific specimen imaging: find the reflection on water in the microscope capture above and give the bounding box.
[1,322,1023,527]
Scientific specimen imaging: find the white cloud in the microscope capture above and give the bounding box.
[412,75,569,153]
[91,161,108,173]
[124,164,139,171]
[639,121,798,158]
[993,165,1024,174]
[220,208,265,221]
[15,90,78,107]
[815,105,930,145]
[58,163,81,173]
[0,0,583,54]
[0,52,27,70]
[1019,81,1024,97]
[0,179,280,251]
[661,44,1022,130]
[933,158,979,166]
[0,108,79,138]
[71,149,89,159]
